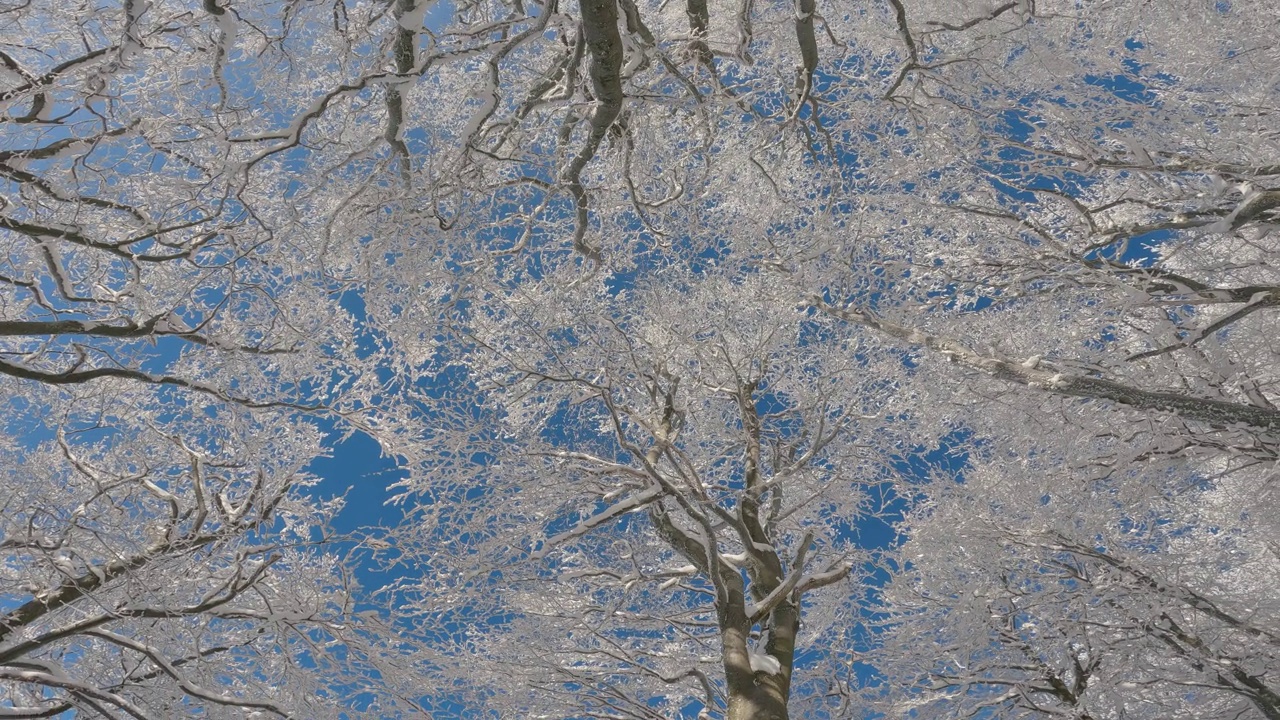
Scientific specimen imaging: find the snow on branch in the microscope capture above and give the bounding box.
[531,485,664,560]
[815,299,1280,433]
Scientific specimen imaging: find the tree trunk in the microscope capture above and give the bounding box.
[721,602,796,720]
[727,682,790,720]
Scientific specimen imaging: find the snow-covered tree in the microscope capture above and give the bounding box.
[0,2,427,715]
[5,0,1277,717]
[805,4,1280,717]
[376,0,1280,716]
[387,264,923,719]
[0,389,430,718]
[867,437,1279,720]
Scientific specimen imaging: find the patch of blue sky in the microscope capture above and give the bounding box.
[311,425,408,535]
[965,65,1184,272]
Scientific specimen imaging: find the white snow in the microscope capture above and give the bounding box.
[214,7,238,61]
[749,650,782,675]
[532,486,663,560]
[399,0,430,31]
[461,74,499,142]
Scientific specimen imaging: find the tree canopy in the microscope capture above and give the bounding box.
[1,0,1276,717]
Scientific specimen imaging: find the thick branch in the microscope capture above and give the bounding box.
[816,300,1280,433]
[883,0,918,98]
[0,357,321,411]
[87,629,290,717]
[0,702,74,718]
[686,0,713,67]
[0,666,151,720]
[0,554,150,647]
[562,0,624,262]
[0,318,295,354]
[793,0,818,79]
[532,486,664,559]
